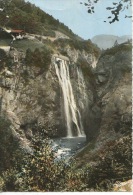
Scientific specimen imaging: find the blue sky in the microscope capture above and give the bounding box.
[26,0,132,39]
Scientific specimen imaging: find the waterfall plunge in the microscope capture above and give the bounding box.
[53,57,85,137]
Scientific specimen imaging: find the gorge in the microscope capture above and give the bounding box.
[0,32,132,192]
[0,0,132,192]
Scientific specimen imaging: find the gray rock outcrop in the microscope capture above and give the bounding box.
[0,46,99,150]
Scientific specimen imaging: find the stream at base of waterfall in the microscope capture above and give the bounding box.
[52,136,86,160]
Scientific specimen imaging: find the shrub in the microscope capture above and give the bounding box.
[1,134,88,192]
[83,135,132,191]
[25,48,33,65]
[15,137,66,191]
[2,169,18,192]
[25,47,52,71]
[43,30,56,37]
[0,176,4,191]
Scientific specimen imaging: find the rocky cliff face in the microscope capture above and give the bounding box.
[0,39,131,162]
[73,43,132,191]
[75,42,132,171]
[95,45,132,146]
[0,44,100,149]
[0,39,132,191]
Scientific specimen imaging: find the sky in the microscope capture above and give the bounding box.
[25,0,132,39]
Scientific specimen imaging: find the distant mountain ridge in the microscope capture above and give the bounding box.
[91,34,132,49]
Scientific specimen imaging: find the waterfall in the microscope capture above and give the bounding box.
[53,57,84,137]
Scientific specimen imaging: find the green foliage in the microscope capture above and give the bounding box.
[0,133,88,192]
[0,39,12,47]
[2,169,18,192]
[12,39,44,52]
[83,0,131,24]
[43,30,56,37]
[54,39,100,58]
[1,135,87,192]
[14,137,65,191]
[101,43,132,57]
[0,176,4,191]
[83,135,132,191]
[60,50,68,57]
[25,47,52,71]
[25,48,32,65]
[0,0,77,38]
[0,131,131,191]
[64,168,88,192]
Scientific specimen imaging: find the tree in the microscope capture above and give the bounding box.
[14,137,65,191]
[114,40,118,46]
[81,0,132,23]
[25,48,33,66]
[25,47,52,71]
[0,49,6,61]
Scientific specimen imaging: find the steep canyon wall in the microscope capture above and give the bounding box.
[0,47,99,149]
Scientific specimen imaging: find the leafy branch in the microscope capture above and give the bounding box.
[80,0,132,23]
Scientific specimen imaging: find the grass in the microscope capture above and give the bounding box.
[0,39,12,46]
[12,39,44,52]
[0,38,45,52]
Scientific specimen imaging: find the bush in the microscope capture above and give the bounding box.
[15,137,66,191]
[2,169,18,192]
[15,136,87,191]
[1,131,131,192]
[43,30,56,37]
[83,135,132,191]
[25,47,52,71]
[1,134,88,192]
[0,176,4,191]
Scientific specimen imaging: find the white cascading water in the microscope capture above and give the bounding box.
[53,57,84,137]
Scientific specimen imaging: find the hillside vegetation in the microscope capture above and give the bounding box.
[0,0,131,192]
[0,0,100,59]
[0,0,81,39]
[101,42,132,57]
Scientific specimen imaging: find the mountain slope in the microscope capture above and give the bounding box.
[0,0,81,40]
